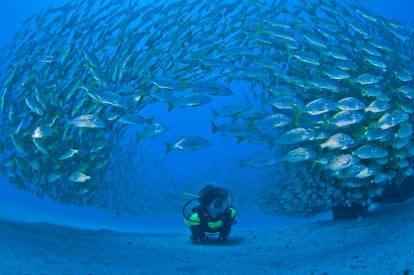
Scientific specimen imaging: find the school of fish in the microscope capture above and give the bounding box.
[0,0,413,216]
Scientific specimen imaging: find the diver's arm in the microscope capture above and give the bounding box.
[185,207,208,241]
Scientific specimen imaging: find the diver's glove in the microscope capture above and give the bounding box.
[218,210,233,240]
[190,225,206,242]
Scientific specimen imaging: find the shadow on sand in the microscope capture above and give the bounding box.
[188,234,245,247]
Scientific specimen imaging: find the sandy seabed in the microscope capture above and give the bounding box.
[0,199,413,275]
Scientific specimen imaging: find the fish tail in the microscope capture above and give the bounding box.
[146,117,154,124]
[211,121,218,134]
[167,102,174,112]
[180,80,188,90]
[293,106,303,122]
[237,159,246,168]
[165,142,174,154]
[210,107,219,119]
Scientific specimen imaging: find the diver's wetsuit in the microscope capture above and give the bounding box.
[184,184,237,242]
[185,204,237,241]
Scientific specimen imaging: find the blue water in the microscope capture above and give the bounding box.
[0,0,413,243]
[1,0,414,274]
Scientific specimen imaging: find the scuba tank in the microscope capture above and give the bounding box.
[182,185,234,219]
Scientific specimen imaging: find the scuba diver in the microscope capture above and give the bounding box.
[183,184,237,242]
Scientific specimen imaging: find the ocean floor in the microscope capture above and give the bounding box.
[0,197,413,274]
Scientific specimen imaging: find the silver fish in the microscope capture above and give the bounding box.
[68,114,106,128]
[59,148,79,160]
[304,98,336,116]
[282,147,316,163]
[320,133,356,150]
[330,110,364,128]
[138,123,169,141]
[277,128,314,145]
[69,172,91,182]
[326,154,360,171]
[353,145,388,159]
[254,113,292,130]
[165,135,211,153]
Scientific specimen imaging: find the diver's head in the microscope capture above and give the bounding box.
[198,184,229,205]
[207,197,229,219]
